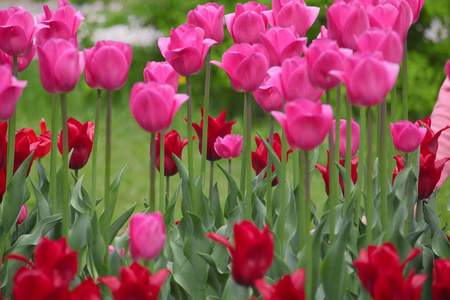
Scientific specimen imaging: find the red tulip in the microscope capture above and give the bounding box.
[225,2,269,44]
[0,167,5,203]
[357,28,403,64]
[416,117,450,159]
[255,269,306,300]
[129,212,166,261]
[0,64,28,120]
[191,109,236,161]
[15,120,51,160]
[0,45,36,72]
[206,220,274,286]
[433,259,450,300]
[214,134,243,159]
[70,278,101,300]
[143,61,180,92]
[57,118,94,170]
[391,120,426,153]
[353,243,426,300]
[155,130,188,177]
[14,129,35,175]
[0,121,7,169]
[100,262,170,300]
[187,3,224,44]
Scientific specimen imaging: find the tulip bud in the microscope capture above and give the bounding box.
[214,134,243,159]
[16,205,27,225]
[129,212,166,261]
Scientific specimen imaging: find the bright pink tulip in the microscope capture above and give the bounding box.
[357,28,403,64]
[445,60,450,78]
[391,120,427,153]
[263,0,320,37]
[130,82,188,133]
[187,3,224,44]
[158,24,216,76]
[0,7,45,56]
[333,118,360,159]
[143,61,180,92]
[326,2,370,50]
[225,2,269,44]
[37,38,84,94]
[260,26,307,67]
[269,56,324,102]
[305,38,351,90]
[0,45,36,72]
[108,246,125,258]
[272,99,333,151]
[330,53,399,107]
[368,0,413,41]
[253,76,283,113]
[0,122,6,169]
[129,212,166,261]
[405,0,425,23]
[212,43,269,93]
[0,64,27,120]
[16,205,27,225]
[84,41,132,91]
[214,134,243,159]
[36,0,84,45]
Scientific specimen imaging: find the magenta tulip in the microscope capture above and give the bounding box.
[305,38,351,90]
[330,53,399,107]
[225,2,269,44]
[129,212,166,261]
[0,64,27,120]
[357,28,403,64]
[263,0,320,37]
[214,134,243,159]
[0,45,36,72]
[260,26,307,67]
[211,43,269,93]
[368,0,413,41]
[0,7,45,56]
[445,60,450,79]
[333,119,360,159]
[269,56,324,102]
[130,82,188,133]
[16,205,27,225]
[187,3,224,44]
[253,76,283,113]
[272,99,333,151]
[406,0,425,23]
[391,120,427,153]
[84,41,132,91]
[143,61,180,92]
[158,24,216,76]
[37,38,84,94]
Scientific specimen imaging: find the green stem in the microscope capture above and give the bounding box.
[354,107,366,225]
[405,153,415,233]
[201,51,211,187]
[5,57,18,185]
[245,93,253,220]
[165,176,170,211]
[159,131,165,212]
[91,90,102,208]
[279,131,287,252]
[402,40,408,121]
[303,151,313,299]
[186,76,195,209]
[388,89,396,177]
[60,94,69,237]
[50,95,59,214]
[150,132,156,212]
[378,100,388,237]
[344,99,352,218]
[103,91,112,246]
[240,100,247,196]
[209,160,214,204]
[228,159,232,195]
[365,108,373,245]
[266,118,274,225]
[327,90,337,245]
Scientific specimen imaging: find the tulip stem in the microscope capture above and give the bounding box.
[388,89,396,175]
[201,51,211,188]
[365,108,373,245]
[209,160,214,203]
[378,100,388,237]
[300,150,312,299]
[279,131,287,252]
[150,132,156,212]
[5,56,18,186]
[103,91,112,247]
[50,94,59,214]
[354,107,366,226]
[61,94,69,237]
[228,159,232,195]
[245,93,253,221]
[327,90,337,245]
[159,131,165,213]
[240,100,247,196]
[402,40,408,121]
[91,89,102,208]
[405,153,415,233]
[344,99,352,218]
[165,176,170,210]
[266,118,274,225]
[186,76,195,210]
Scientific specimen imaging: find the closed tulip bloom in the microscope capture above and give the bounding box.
[13,129,35,175]
[225,2,269,44]
[129,212,166,261]
[0,45,36,72]
[260,26,307,67]
[433,259,450,300]
[158,24,216,76]
[272,99,333,151]
[405,0,425,23]
[155,130,188,176]
[368,0,413,41]
[214,134,243,159]
[187,3,224,44]
[333,118,360,159]
[357,28,403,64]
[84,41,132,91]
[330,53,399,107]
[206,220,274,286]
[0,64,27,120]
[16,205,27,225]
[253,76,283,113]
[130,82,188,133]
[255,269,306,300]
[391,120,426,153]
[37,38,84,94]
[0,7,45,56]
[143,61,180,92]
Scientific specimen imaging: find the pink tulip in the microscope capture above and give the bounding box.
[269,56,324,102]
[406,0,425,23]
[84,41,132,91]
[36,0,84,45]
[211,43,269,93]
[129,212,166,261]
[143,61,180,92]
[391,120,427,153]
[130,82,188,133]
[0,45,36,72]
[333,119,360,159]
[108,246,125,258]
[326,2,370,50]
[271,99,333,151]
[214,134,243,159]
[0,7,45,56]
[225,2,269,44]
[368,0,413,41]
[253,76,283,113]
[330,53,399,107]
[158,24,216,76]
[263,0,320,37]
[0,64,27,120]
[317,25,328,39]
[445,60,450,79]
[37,38,84,94]
[187,3,224,44]
[260,26,307,67]
[305,38,351,90]
[356,28,403,64]
[16,205,27,225]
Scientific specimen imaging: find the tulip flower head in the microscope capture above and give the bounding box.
[16,205,27,225]
[0,45,36,72]
[405,0,425,23]
[445,60,450,79]
[13,129,35,175]
[253,76,283,113]
[225,2,269,44]
[391,120,427,153]
[333,118,360,159]
[368,0,413,41]
[357,28,403,64]
[433,259,450,300]
[187,3,225,44]
[255,269,306,300]
[214,134,243,159]
[155,130,188,176]
[0,64,27,120]
[143,61,180,92]
[129,212,166,261]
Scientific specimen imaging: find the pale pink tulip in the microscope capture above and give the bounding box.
[0,45,36,72]
[214,134,243,159]
[253,76,283,113]
[0,64,27,120]
[143,61,180,92]
[129,212,166,261]
[130,82,188,133]
[356,28,403,64]
[368,0,413,41]
[333,119,360,159]
[391,120,427,153]
[187,3,224,44]
[225,2,268,44]
[271,99,333,151]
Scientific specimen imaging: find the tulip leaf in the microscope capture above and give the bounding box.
[252,193,266,228]
[210,183,223,229]
[221,276,251,300]
[89,212,107,276]
[198,252,228,297]
[432,230,450,259]
[423,204,440,236]
[164,184,180,225]
[70,175,89,215]
[258,133,282,178]
[195,179,215,230]
[30,178,50,220]
[172,155,192,215]
[389,201,407,239]
[217,163,241,218]
[36,160,49,198]
[109,203,136,245]
[68,213,89,250]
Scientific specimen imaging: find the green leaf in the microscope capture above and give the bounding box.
[30,178,50,220]
[89,212,107,276]
[424,204,440,236]
[389,201,407,239]
[109,203,136,245]
[210,184,223,229]
[68,213,89,250]
[432,230,450,259]
[36,160,49,198]
[221,276,250,300]
[70,175,90,215]
[198,252,228,298]
[217,164,241,218]
[164,184,181,225]
[173,155,192,215]
[252,193,266,228]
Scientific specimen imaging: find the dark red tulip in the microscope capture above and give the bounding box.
[15,120,51,160]
[0,167,5,203]
[100,262,170,300]
[433,259,450,300]
[14,129,35,175]
[255,269,306,300]
[70,278,101,300]
[206,220,274,286]
[155,130,188,177]
[0,121,7,169]
[191,109,236,161]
